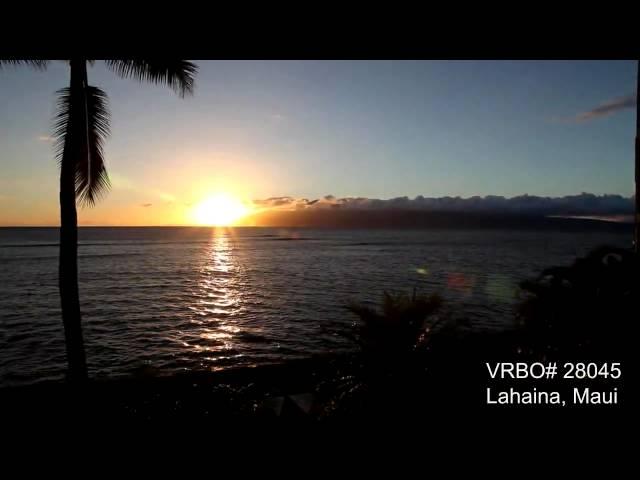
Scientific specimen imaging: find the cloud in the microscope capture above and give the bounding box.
[251,193,634,217]
[37,135,54,142]
[574,94,636,122]
[252,196,322,210]
[253,196,298,207]
[141,203,152,207]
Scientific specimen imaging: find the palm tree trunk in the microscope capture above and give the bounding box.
[59,59,88,383]
[635,60,640,254]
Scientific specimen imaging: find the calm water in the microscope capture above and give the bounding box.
[0,226,630,386]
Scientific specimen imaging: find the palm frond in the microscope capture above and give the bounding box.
[53,88,73,167]
[0,60,49,70]
[79,86,110,206]
[53,86,111,207]
[104,60,197,97]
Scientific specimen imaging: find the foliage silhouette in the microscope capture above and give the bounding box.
[517,245,639,358]
[345,289,444,378]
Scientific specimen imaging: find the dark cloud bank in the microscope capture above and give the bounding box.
[254,193,633,215]
[248,193,634,230]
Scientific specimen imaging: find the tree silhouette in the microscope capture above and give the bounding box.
[1,59,197,383]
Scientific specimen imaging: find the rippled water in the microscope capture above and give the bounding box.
[0,226,630,386]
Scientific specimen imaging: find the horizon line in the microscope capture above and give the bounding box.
[0,215,633,229]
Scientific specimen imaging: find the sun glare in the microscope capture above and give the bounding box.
[193,193,250,226]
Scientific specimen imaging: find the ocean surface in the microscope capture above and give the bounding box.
[0,226,631,386]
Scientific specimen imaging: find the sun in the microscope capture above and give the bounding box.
[192,193,250,226]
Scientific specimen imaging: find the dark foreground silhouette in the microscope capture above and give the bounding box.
[1,332,633,429]
[1,246,636,427]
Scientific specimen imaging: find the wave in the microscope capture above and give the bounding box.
[269,237,315,241]
[0,237,318,249]
[1,252,144,262]
[0,243,60,248]
[342,241,398,246]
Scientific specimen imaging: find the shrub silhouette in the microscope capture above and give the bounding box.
[346,289,443,362]
[517,245,639,357]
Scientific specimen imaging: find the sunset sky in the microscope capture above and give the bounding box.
[0,60,637,226]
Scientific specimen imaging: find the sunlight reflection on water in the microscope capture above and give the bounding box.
[0,227,631,385]
[188,230,244,356]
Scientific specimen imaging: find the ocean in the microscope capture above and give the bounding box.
[0,226,631,386]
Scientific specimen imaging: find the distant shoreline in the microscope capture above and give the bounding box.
[0,211,633,232]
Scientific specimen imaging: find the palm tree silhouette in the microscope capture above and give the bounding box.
[1,60,197,383]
